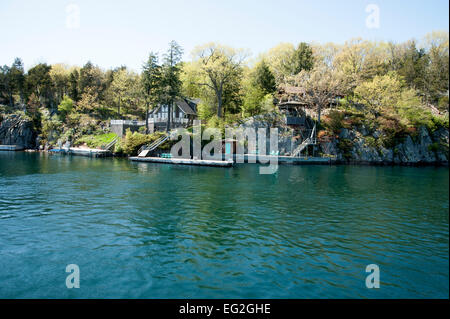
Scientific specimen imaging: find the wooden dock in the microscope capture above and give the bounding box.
[0,145,24,151]
[130,156,234,167]
[234,154,335,165]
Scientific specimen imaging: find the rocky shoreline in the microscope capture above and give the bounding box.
[1,114,449,166]
[237,114,449,166]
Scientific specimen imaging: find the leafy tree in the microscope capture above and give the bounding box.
[76,87,101,114]
[50,64,70,105]
[192,43,247,118]
[354,72,403,115]
[423,31,449,104]
[109,68,131,116]
[57,95,74,120]
[295,64,344,124]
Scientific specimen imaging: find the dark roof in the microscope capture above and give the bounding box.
[278,100,308,109]
[177,99,196,115]
[149,99,197,115]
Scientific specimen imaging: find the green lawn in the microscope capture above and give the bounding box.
[75,132,117,149]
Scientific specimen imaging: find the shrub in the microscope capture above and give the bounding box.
[323,110,345,135]
[57,96,74,121]
[364,136,377,148]
[376,116,407,148]
[438,96,449,113]
[428,142,440,152]
[337,139,354,160]
[121,130,166,155]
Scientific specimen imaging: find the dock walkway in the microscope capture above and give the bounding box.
[50,147,112,158]
[130,156,234,167]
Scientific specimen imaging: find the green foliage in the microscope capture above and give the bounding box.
[428,142,440,152]
[242,85,266,117]
[121,130,166,155]
[376,116,407,148]
[354,72,403,114]
[290,42,314,74]
[337,139,354,160]
[57,95,74,120]
[364,136,378,148]
[438,95,449,112]
[1,33,448,151]
[75,132,117,149]
[192,43,246,118]
[323,110,345,135]
[254,60,276,94]
[40,113,63,144]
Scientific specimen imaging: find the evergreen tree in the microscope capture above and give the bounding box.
[254,60,276,94]
[161,41,183,131]
[142,52,162,133]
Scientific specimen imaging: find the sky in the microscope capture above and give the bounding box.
[0,0,448,71]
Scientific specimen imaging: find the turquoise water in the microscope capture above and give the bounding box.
[0,152,448,298]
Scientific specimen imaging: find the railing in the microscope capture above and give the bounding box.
[110,120,146,126]
[102,137,118,151]
[138,134,169,157]
[291,124,316,157]
[149,118,189,124]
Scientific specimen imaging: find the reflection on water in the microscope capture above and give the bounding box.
[0,152,448,298]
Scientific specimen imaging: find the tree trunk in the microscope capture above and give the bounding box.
[145,101,149,134]
[166,101,172,132]
[8,90,13,107]
[217,90,223,118]
[118,96,121,117]
[317,104,321,124]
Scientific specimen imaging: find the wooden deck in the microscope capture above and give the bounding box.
[130,156,234,167]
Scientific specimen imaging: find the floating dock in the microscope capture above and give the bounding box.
[235,154,335,165]
[130,156,234,167]
[0,145,24,151]
[49,148,112,158]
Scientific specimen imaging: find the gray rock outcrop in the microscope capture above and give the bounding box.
[0,114,37,149]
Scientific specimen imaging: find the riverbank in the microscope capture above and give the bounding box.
[1,112,449,166]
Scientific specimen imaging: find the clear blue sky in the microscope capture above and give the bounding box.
[1,0,448,71]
